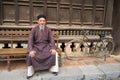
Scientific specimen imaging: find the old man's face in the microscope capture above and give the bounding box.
[37,18,46,26]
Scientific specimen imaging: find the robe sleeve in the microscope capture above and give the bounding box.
[48,29,56,50]
[27,28,35,53]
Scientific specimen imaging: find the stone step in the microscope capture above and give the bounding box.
[0,63,120,80]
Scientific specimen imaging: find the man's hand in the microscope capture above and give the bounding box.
[50,49,56,55]
[29,51,36,57]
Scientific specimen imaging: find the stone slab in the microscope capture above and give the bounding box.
[0,69,27,80]
[41,66,84,80]
[97,63,120,79]
[79,65,105,80]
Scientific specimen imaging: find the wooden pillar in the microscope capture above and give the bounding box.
[105,0,114,27]
[29,0,33,25]
[15,0,18,25]
[0,0,2,25]
[112,0,120,54]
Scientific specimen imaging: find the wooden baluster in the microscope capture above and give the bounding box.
[7,56,11,71]
[60,42,65,52]
[11,33,13,48]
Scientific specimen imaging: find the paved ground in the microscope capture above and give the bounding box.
[0,54,120,80]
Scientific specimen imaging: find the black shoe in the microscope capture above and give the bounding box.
[27,76,32,79]
[52,72,58,76]
[27,74,34,79]
[36,73,39,76]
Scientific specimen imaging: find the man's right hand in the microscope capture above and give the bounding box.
[29,51,36,57]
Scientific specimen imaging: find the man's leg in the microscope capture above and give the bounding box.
[49,52,59,75]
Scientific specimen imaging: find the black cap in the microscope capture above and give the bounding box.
[37,14,46,20]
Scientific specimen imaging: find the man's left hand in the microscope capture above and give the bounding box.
[50,49,56,55]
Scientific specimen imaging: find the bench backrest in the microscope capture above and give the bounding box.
[0,28,59,48]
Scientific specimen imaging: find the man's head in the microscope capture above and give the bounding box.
[37,14,46,26]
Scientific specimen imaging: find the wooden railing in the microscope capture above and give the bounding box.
[0,26,112,49]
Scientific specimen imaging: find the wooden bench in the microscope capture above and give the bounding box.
[0,28,62,71]
[0,48,27,71]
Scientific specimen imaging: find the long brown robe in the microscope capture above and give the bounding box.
[27,25,56,71]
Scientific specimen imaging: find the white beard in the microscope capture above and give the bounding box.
[39,25,45,30]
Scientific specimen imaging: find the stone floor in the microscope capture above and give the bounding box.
[0,54,120,80]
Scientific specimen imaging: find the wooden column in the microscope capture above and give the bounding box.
[15,0,18,25]
[105,0,114,27]
[112,0,120,54]
[57,0,60,25]
[80,0,85,26]
[92,0,96,27]
[30,0,33,25]
[0,0,2,25]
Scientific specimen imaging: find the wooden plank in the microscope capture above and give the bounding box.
[0,48,27,55]
[0,58,26,61]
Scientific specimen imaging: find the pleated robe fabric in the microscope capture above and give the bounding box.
[26,25,56,71]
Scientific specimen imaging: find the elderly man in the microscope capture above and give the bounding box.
[26,14,59,79]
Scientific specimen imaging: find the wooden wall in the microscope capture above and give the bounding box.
[0,0,113,28]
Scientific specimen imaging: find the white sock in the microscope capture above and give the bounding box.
[50,52,59,72]
[27,66,34,76]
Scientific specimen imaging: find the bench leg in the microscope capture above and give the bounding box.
[7,56,11,71]
[58,53,62,67]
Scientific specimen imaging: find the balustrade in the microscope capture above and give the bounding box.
[0,27,112,54]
